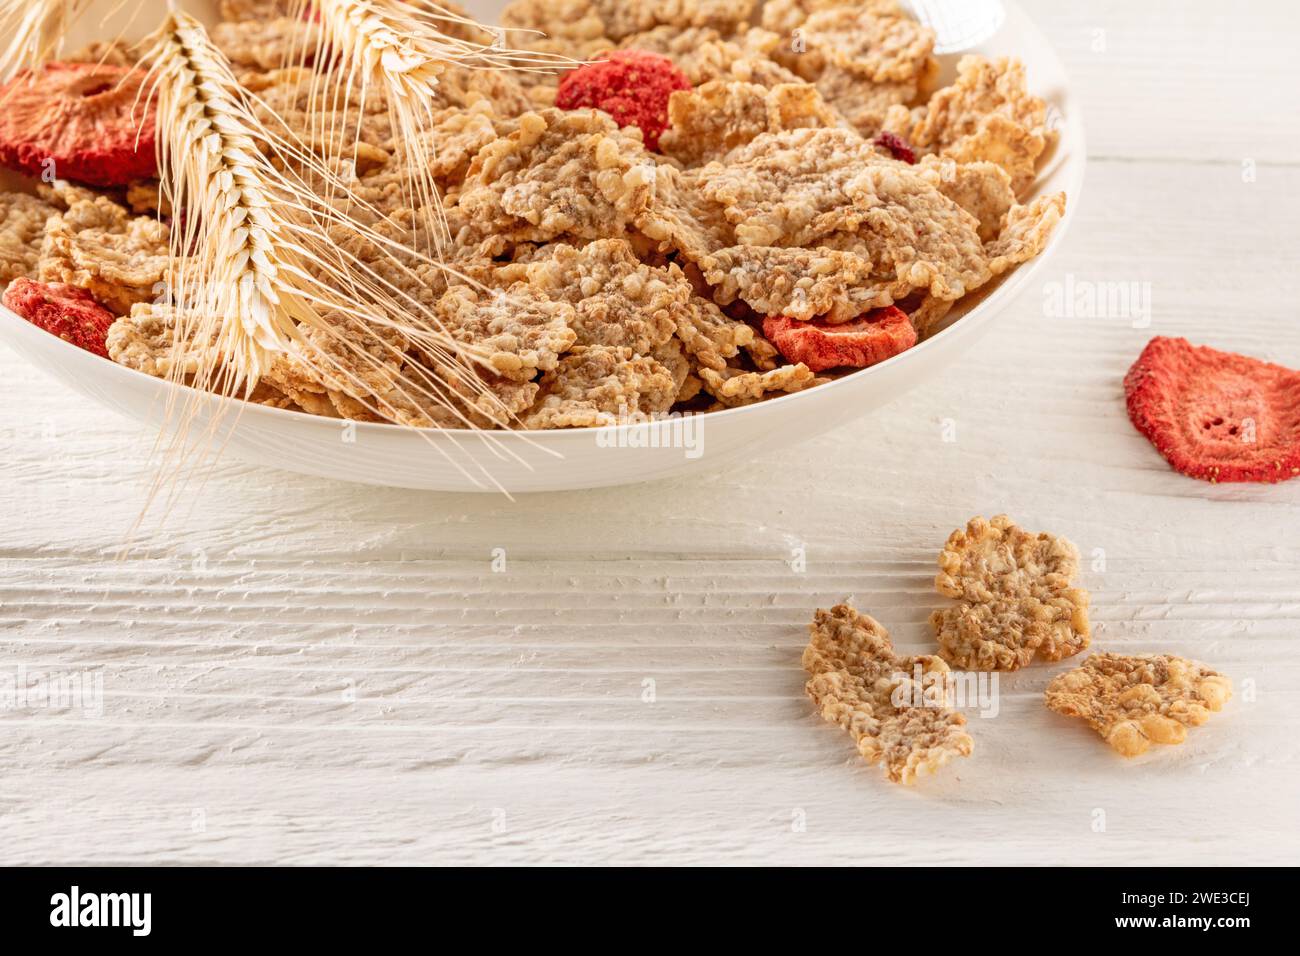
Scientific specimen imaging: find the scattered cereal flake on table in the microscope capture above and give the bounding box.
[1124,336,1300,484]
[698,362,816,406]
[762,306,916,372]
[436,283,577,383]
[457,109,657,245]
[555,50,692,152]
[38,195,171,316]
[660,80,838,167]
[930,515,1091,671]
[0,62,157,187]
[524,345,679,428]
[1,277,117,357]
[520,238,683,353]
[1,192,58,285]
[1045,654,1232,757]
[804,603,974,784]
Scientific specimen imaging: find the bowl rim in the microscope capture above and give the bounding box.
[0,0,1086,443]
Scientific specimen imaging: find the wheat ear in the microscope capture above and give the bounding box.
[0,0,92,81]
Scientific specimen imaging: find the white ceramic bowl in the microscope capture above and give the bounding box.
[0,0,1085,492]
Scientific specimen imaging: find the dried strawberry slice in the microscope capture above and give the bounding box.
[1124,336,1300,484]
[0,62,157,187]
[556,50,692,152]
[2,277,117,358]
[762,307,918,373]
[874,131,916,164]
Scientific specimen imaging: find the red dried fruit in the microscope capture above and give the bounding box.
[1124,336,1300,484]
[874,131,916,164]
[2,277,116,358]
[0,62,157,187]
[555,50,692,152]
[763,307,917,373]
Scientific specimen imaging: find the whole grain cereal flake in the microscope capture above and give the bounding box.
[1045,653,1232,757]
[930,515,1091,671]
[804,603,974,784]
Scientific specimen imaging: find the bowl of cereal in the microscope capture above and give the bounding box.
[0,0,1083,492]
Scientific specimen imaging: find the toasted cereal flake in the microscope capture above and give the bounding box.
[985,192,1067,276]
[698,362,816,406]
[212,17,318,71]
[930,515,1091,671]
[703,245,889,322]
[804,603,974,784]
[38,195,171,316]
[1045,654,1232,757]
[521,239,683,353]
[617,26,802,89]
[106,304,219,379]
[799,6,935,85]
[506,0,756,42]
[436,283,578,383]
[524,345,678,428]
[456,109,657,245]
[1,192,57,285]
[660,81,838,168]
[761,0,904,35]
[700,128,881,247]
[910,57,1055,196]
[917,156,1015,243]
[674,295,756,370]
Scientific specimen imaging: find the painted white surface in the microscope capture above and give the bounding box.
[1,0,1298,865]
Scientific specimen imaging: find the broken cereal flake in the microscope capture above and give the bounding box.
[804,603,974,784]
[702,244,895,322]
[106,304,220,380]
[617,26,801,89]
[917,156,1015,243]
[674,296,755,371]
[520,238,683,353]
[436,283,577,383]
[910,57,1056,195]
[799,6,935,86]
[1045,654,1232,757]
[523,345,678,428]
[698,362,816,407]
[985,192,1066,277]
[761,0,904,35]
[212,17,320,71]
[700,128,882,248]
[930,515,1091,671]
[1,192,58,285]
[38,196,171,316]
[660,81,838,168]
[506,0,756,43]
[456,109,657,245]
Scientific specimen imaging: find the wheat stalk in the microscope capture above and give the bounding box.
[0,0,90,81]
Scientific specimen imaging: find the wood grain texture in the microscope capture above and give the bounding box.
[1,0,1298,865]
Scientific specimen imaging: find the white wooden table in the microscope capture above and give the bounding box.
[2,0,1298,866]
